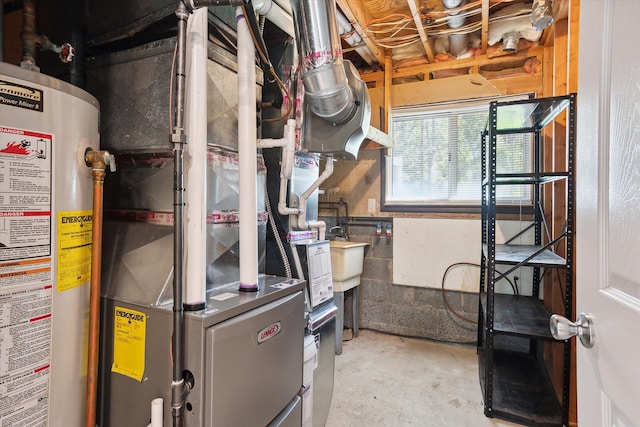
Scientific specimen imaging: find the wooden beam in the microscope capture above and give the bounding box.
[335,0,386,65]
[481,0,489,54]
[567,0,580,93]
[406,0,435,63]
[555,0,571,22]
[363,125,394,149]
[542,0,570,46]
[384,54,393,133]
[392,45,545,78]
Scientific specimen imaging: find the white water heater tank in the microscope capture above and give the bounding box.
[0,62,99,426]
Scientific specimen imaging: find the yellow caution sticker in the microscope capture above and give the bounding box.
[112,306,146,382]
[57,210,93,292]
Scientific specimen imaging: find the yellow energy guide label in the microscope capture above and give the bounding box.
[57,210,92,291]
[112,306,146,382]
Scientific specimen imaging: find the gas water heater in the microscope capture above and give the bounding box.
[0,61,99,426]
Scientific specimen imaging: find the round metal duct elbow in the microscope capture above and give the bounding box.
[291,0,357,124]
[303,62,356,123]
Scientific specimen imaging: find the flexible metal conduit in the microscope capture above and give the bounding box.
[84,150,115,427]
[290,0,356,124]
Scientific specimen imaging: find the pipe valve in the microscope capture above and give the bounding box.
[57,43,75,64]
[85,149,116,172]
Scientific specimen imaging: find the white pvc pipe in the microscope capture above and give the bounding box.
[276,120,300,216]
[335,9,377,66]
[237,8,259,291]
[268,119,329,241]
[150,398,163,427]
[281,119,297,179]
[273,0,292,15]
[184,7,208,307]
[257,137,287,149]
[297,156,333,240]
[253,0,295,38]
[254,0,298,68]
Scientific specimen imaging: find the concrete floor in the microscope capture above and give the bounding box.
[326,330,522,427]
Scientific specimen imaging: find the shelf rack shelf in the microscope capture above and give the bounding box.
[478,94,576,426]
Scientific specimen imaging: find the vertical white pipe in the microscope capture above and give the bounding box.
[184,7,208,308]
[150,398,163,427]
[335,9,377,66]
[297,156,333,240]
[237,7,259,291]
[277,120,299,216]
[254,0,295,38]
[274,0,292,15]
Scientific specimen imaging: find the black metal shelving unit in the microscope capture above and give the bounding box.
[478,94,576,426]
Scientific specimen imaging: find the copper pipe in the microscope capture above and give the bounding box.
[21,0,74,69]
[84,151,114,427]
[21,0,38,66]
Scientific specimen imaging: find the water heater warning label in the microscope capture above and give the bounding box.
[112,306,146,382]
[0,284,52,426]
[0,126,52,262]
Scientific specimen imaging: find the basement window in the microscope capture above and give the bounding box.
[383,95,533,213]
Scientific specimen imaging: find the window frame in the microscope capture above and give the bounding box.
[381,94,534,214]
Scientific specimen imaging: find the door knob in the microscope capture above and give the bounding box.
[550,313,595,348]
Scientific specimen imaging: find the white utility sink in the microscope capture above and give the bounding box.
[329,240,368,355]
[329,241,368,292]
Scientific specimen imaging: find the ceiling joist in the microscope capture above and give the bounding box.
[406,0,435,63]
[481,0,489,54]
[336,0,386,66]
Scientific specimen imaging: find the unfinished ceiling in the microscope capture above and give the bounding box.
[1,0,566,86]
[335,0,565,72]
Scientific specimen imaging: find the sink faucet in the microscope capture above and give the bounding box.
[329,225,347,240]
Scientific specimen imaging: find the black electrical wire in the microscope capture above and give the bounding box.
[441,262,481,324]
[441,262,518,325]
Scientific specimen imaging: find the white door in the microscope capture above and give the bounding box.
[574,0,640,425]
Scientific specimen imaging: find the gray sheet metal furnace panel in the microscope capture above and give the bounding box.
[269,396,302,427]
[308,301,337,427]
[87,38,262,153]
[100,148,269,305]
[87,0,176,45]
[99,278,305,427]
[205,291,304,426]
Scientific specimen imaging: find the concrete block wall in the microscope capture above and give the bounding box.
[323,219,478,345]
